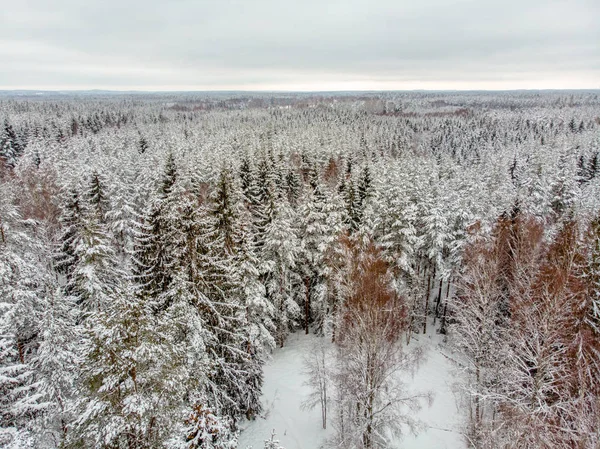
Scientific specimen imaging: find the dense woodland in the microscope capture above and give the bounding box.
[1,91,599,449]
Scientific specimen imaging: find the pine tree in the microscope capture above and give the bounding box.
[55,188,85,287]
[131,155,180,310]
[377,176,422,340]
[200,173,265,421]
[207,168,240,255]
[299,178,341,335]
[234,225,275,357]
[239,156,255,207]
[70,285,188,448]
[343,178,360,232]
[378,178,420,282]
[262,203,302,347]
[161,152,178,198]
[549,154,578,222]
[0,249,46,442]
[31,287,78,447]
[131,201,175,308]
[285,169,302,207]
[55,174,120,316]
[168,174,264,422]
[86,171,110,223]
[67,215,120,315]
[138,136,149,154]
[179,404,237,449]
[588,152,599,180]
[264,429,284,449]
[251,157,278,252]
[106,165,137,257]
[0,183,56,445]
[356,165,372,211]
[0,121,23,168]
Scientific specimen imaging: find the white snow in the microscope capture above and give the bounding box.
[238,323,466,449]
[238,332,333,449]
[401,329,465,449]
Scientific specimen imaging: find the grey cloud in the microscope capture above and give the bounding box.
[1,0,598,89]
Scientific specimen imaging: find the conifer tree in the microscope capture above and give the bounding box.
[55,188,85,288]
[0,183,62,446]
[67,215,120,315]
[106,165,137,257]
[262,202,302,347]
[343,178,360,233]
[70,285,189,449]
[31,287,78,447]
[251,157,278,252]
[131,154,180,310]
[239,155,259,211]
[177,404,237,449]
[264,429,284,449]
[285,169,302,208]
[0,121,23,168]
[299,176,342,335]
[169,169,264,422]
[356,165,372,213]
[86,170,110,223]
[234,224,275,356]
[201,171,265,421]
[54,173,119,317]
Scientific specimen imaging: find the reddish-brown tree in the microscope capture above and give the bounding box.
[333,238,426,449]
[453,212,600,448]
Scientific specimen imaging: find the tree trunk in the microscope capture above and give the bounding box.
[423,263,435,334]
[17,340,25,364]
[440,300,449,334]
[332,289,337,343]
[475,364,481,431]
[304,277,310,335]
[322,383,327,429]
[433,277,444,326]
[0,218,5,243]
[406,291,415,345]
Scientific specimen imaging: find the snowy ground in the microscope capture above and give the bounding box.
[238,332,334,449]
[238,322,466,449]
[401,328,465,449]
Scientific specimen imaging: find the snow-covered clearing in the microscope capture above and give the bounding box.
[238,323,466,449]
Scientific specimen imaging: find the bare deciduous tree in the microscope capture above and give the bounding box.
[301,338,332,429]
[332,239,429,449]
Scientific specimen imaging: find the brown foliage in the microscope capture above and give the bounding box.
[337,237,407,345]
[459,211,600,447]
[15,166,61,228]
[0,158,11,181]
[494,211,546,304]
[322,156,340,188]
[332,237,421,449]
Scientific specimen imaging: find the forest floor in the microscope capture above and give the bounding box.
[238,320,466,449]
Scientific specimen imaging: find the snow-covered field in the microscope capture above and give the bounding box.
[238,324,466,449]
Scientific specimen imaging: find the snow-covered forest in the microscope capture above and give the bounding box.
[1,91,599,449]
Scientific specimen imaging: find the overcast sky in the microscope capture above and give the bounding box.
[1,0,599,91]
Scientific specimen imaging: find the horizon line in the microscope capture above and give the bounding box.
[1,87,599,94]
